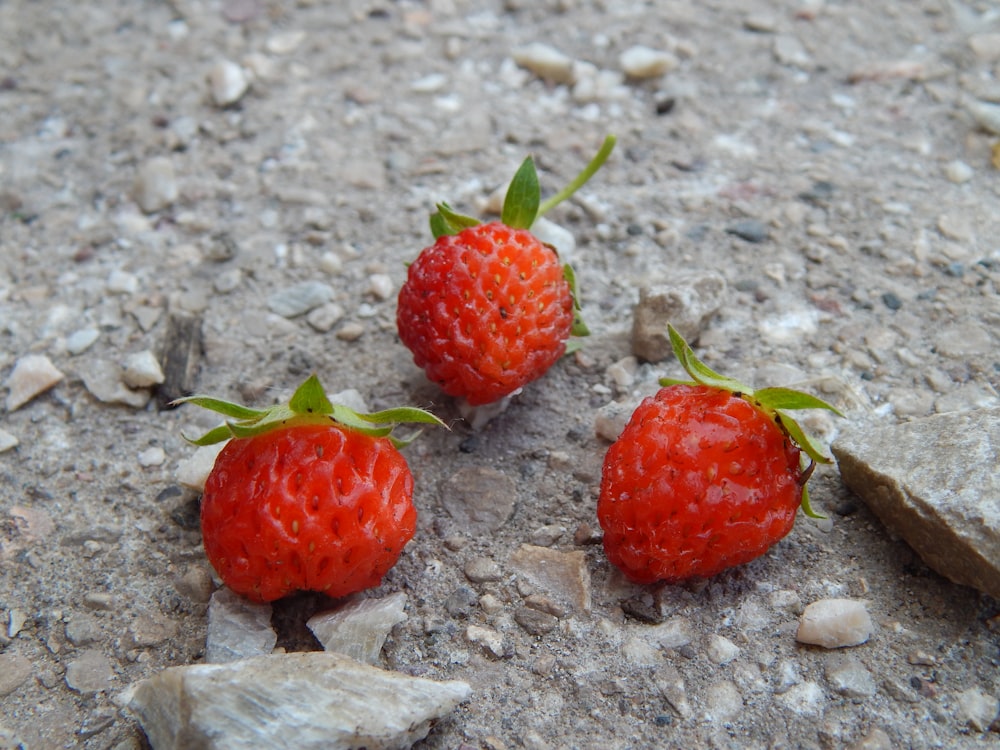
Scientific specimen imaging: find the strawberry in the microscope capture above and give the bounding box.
[176,376,444,602]
[598,326,842,584]
[396,136,616,405]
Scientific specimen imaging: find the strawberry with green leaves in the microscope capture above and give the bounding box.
[177,376,444,602]
[396,136,616,406]
[598,326,842,584]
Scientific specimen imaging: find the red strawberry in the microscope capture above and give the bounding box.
[598,326,841,584]
[177,376,443,602]
[397,136,616,406]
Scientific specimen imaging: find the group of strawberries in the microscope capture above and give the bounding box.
[180,136,840,603]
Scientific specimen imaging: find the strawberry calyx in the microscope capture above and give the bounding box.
[427,136,617,344]
[175,374,446,449]
[660,325,843,518]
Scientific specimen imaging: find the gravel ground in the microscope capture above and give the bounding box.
[2,1,999,748]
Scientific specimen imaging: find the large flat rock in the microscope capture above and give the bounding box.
[129,652,471,750]
[832,408,1000,599]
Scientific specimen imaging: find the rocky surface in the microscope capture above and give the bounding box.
[1,0,999,748]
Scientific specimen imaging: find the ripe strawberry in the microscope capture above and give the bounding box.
[176,376,443,602]
[397,136,616,406]
[598,326,841,584]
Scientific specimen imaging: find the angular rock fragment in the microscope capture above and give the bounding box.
[796,598,873,649]
[307,592,407,664]
[441,466,516,533]
[4,354,65,411]
[512,42,576,84]
[130,652,471,750]
[832,409,1000,598]
[134,157,178,214]
[631,272,726,362]
[508,544,591,614]
[208,60,249,107]
[206,588,276,664]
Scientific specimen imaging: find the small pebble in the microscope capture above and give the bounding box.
[464,557,503,583]
[65,328,100,355]
[64,649,114,694]
[466,625,506,659]
[594,399,636,442]
[306,303,345,333]
[512,43,576,84]
[796,598,873,649]
[208,60,249,107]
[133,157,178,213]
[368,273,394,301]
[176,442,227,491]
[0,429,18,453]
[619,45,679,79]
[138,446,166,468]
[726,219,770,244]
[4,354,65,411]
[306,592,408,664]
[943,160,974,184]
[336,321,365,341]
[122,350,165,388]
[705,634,740,665]
[107,269,139,295]
[206,588,276,664]
[267,281,334,318]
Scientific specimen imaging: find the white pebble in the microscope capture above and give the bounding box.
[966,98,1000,136]
[955,687,1000,732]
[944,160,974,184]
[306,302,345,333]
[65,328,100,355]
[594,399,637,443]
[0,428,19,453]
[512,42,576,84]
[266,30,306,55]
[619,45,679,79]
[335,321,365,342]
[796,598,873,649]
[706,634,741,666]
[122,350,165,389]
[208,60,249,107]
[133,157,178,214]
[5,354,65,411]
[107,269,139,295]
[138,446,167,468]
[411,73,448,93]
[368,274,395,301]
[531,217,576,261]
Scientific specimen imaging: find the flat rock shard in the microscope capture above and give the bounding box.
[129,652,471,750]
[832,408,1000,599]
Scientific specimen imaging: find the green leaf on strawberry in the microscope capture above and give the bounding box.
[501,156,541,230]
[176,374,445,449]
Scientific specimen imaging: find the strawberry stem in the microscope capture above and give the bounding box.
[536,135,616,220]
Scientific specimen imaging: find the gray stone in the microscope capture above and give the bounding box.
[705,634,740,666]
[266,281,335,318]
[205,588,276,664]
[508,544,591,614]
[129,652,471,750]
[825,655,877,698]
[65,614,102,646]
[463,556,503,583]
[441,467,517,533]
[655,664,692,718]
[306,592,407,665]
[704,680,743,722]
[513,606,559,636]
[631,272,727,362]
[77,358,151,408]
[832,408,1000,598]
[65,649,114,694]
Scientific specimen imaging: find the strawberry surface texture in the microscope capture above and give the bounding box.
[598,384,803,583]
[202,423,416,602]
[396,221,574,406]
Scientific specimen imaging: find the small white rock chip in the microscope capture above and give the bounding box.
[531,217,576,260]
[512,43,576,85]
[706,634,741,666]
[129,652,471,750]
[466,625,506,659]
[0,429,19,453]
[307,592,408,665]
[65,328,100,355]
[208,60,249,107]
[796,598,873,649]
[943,160,974,184]
[176,442,228,491]
[368,274,394,301]
[123,350,165,389]
[138,447,166,468]
[5,354,65,411]
[134,157,178,213]
[620,45,679,79]
[594,399,637,443]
